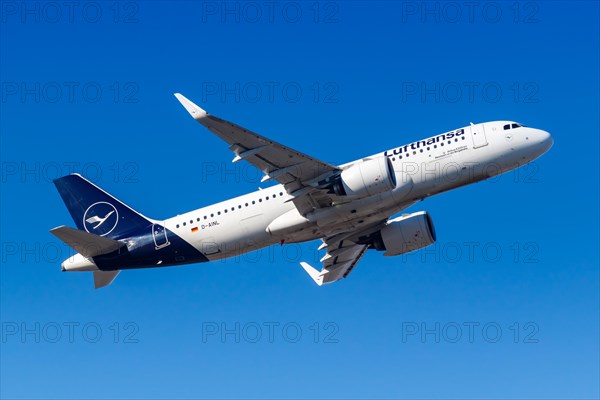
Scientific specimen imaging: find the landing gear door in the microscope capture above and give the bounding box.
[470,124,489,149]
[152,224,170,249]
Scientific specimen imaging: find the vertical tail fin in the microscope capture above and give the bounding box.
[53,174,152,240]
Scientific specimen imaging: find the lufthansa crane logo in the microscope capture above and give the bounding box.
[83,202,119,236]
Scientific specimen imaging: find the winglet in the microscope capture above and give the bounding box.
[299,262,324,286]
[174,93,208,121]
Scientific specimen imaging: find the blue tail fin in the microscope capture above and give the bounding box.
[53,174,152,240]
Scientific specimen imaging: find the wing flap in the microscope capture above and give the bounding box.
[300,238,369,285]
[298,218,399,285]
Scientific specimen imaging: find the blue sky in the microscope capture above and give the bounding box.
[1,1,598,399]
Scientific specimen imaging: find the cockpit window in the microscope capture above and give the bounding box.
[505,123,524,130]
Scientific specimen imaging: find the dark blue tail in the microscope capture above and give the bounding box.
[53,174,152,240]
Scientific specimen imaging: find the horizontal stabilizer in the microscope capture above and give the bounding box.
[93,270,120,289]
[50,226,124,258]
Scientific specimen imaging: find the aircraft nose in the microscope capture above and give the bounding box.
[537,129,554,153]
[527,128,553,156]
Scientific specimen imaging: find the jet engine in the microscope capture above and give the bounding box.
[359,211,436,256]
[330,157,396,198]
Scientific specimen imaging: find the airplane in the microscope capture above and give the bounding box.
[50,93,554,288]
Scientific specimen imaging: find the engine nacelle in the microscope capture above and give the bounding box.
[332,157,396,198]
[367,211,436,256]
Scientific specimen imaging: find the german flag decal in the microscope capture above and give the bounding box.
[191,227,199,233]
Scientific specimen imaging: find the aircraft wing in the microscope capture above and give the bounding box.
[174,93,341,214]
[300,235,369,285]
[298,204,417,285]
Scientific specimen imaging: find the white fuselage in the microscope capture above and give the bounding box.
[164,121,553,261]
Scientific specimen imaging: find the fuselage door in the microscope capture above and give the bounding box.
[200,237,220,255]
[470,124,489,149]
[152,224,170,249]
